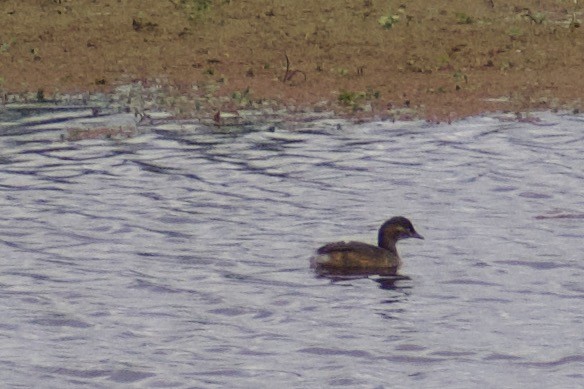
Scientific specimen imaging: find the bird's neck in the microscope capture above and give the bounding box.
[378,234,398,255]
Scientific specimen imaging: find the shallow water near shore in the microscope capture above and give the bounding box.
[0,106,583,388]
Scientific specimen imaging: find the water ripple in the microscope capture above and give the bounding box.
[0,107,582,387]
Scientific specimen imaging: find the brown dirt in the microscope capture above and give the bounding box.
[1,0,583,120]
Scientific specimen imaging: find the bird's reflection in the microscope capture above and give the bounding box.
[372,274,412,290]
[315,268,412,291]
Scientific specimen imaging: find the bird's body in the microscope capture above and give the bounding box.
[311,216,423,276]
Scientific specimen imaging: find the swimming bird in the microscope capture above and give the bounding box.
[311,216,423,276]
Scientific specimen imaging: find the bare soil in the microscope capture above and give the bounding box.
[1,0,583,120]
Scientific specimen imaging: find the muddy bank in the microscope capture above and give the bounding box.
[1,0,583,120]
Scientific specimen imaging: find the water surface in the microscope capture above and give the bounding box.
[0,107,583,388]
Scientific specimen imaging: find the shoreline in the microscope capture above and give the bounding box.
[2,80,578,142]
[3,80,572,125]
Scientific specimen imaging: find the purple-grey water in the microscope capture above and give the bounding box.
[0,105,583,388]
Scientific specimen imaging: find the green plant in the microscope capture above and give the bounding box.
[436,54,451,68]
[500,61,513,71]
[177,0,211,11]
[336,67,349,76]
[507,26,525,39]
[526,11,546,24]
[453,71,468,90]
[455,12,473,25]
[175,0,214,21]
[232,87,251,106]
[507,27,523,39]
[193,0,211,11]
[365,87,381,99]
[0,39,14,53]
[338,85,381,108]
[338,90,359,105]
[378,10,399,29]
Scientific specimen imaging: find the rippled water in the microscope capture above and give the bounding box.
[0,106,583,388]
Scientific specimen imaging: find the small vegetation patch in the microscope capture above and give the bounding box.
[378,9,400,29]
